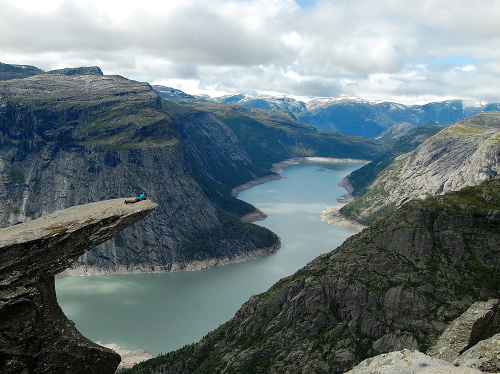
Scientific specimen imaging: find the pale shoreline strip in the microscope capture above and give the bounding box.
[96,342,154,370]
[321,204,367,231]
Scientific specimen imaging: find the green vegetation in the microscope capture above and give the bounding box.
[440,123,485,136]
[47,226,69,234]
[7,170,25,184]
[420,180,500,219]
[182,209,278,260]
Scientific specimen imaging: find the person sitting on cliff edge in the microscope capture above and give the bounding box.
[124,192,148,204]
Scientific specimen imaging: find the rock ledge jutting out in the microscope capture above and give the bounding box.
[0,198,157,374]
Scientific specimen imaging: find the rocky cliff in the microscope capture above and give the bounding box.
[0,198,156,374]
[347,299,500,373]
[341,111,500,225]
[0,66,382,275]
[0,71,281,275]
[123,180,500,374]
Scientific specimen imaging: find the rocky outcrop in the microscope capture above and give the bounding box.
[345,349,483,374]
[341,111,500,225]
[454,333,500,372]
[345,299,500,374]
[0,199,157,374]
[125,180,500,374]
[427,299,500,361]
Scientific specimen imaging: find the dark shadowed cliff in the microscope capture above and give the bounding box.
[123,180,500,374]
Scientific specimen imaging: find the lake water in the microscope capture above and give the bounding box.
[56,161,363,355]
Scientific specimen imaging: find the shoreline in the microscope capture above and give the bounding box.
[321,204,367,231]
[233,157,369,230]
[96,342,153,371]
[59,156,369,278]
[57,241,280,278]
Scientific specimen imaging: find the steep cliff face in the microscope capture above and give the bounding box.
[0,199,157,374]
[157,87,386,164]
[126,180,500,374]
[0,72,279,275]
[341,111,500,225]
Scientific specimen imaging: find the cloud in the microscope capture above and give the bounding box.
[1,0,499,103]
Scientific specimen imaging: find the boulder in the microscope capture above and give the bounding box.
[454,333,500,373]
[344,349,483,374]
[427,299,500,362]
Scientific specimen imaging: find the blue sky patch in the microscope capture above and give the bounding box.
[419,56,477,67]
[295,0,316,9]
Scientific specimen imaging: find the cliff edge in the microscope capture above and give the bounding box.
[0,198,157,374]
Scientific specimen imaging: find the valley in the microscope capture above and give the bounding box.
[0,63,499,374]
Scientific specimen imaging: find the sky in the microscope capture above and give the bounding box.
[1,0,500,103]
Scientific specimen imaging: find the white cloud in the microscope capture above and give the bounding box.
[1,0,499,103]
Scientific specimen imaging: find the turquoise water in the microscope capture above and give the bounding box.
[56,161,363,355]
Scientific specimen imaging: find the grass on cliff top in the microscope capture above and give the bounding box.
[439,123,487,136]
[421,179,500,215]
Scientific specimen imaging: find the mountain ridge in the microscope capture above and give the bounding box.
[185,90,499,137]
[340,111,500,225]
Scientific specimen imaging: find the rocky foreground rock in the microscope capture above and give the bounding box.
[347,299,500,374]
[0,198,156,374]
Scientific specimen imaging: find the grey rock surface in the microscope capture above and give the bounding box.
[342,111,500,225]
[344,349,483,374]
[427,299,500,362]
[454,333,500,373]
[0,199,156,374]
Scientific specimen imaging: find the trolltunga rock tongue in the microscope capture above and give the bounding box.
[0,198,157,374]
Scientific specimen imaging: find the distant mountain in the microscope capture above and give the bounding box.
[209,93,307,113]
[185,91,500,138]
[340,111,500,225]
[301,98,498,137]
[0,62,102,80]
[0,62,44,80]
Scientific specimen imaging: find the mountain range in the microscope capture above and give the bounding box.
[188,90,500,138]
